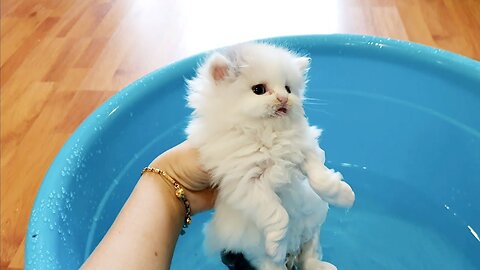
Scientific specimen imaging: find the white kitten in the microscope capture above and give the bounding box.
[186,43,355,270]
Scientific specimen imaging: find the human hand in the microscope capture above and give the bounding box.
[81,141,215,270]
[148,140,216,214]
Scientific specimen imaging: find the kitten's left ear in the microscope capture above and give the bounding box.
[296,57,311,74]
[206,53,234,83]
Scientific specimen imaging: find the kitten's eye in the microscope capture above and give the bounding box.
[251,84,267,95]
[285,85,291,93]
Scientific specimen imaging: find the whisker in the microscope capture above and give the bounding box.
[304,107,333,117]
[303,101,329,106]
[303,97,329,106]
[303,97,329,102]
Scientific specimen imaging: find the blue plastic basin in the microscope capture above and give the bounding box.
[26,35,480,269]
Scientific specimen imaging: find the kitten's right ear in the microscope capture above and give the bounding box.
[205,53,233,83]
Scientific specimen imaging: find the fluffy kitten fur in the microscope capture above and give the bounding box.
[186,43,355,270]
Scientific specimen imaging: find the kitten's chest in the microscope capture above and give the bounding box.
[248,126,306,169]
[199,123,310,186]
[253,131,306,187]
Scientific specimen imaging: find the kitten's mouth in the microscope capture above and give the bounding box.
[275,107,288,115]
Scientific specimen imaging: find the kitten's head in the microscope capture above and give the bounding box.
[187,43,310,123]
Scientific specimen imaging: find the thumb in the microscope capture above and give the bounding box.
[151,141,211,191]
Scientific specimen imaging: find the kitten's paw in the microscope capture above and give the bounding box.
[302,259,337,270]
[323,181,355,208]
[265,240,278,258]
[265,237,288,264]
[329,170,343,182]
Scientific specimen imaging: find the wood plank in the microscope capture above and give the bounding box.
[8,238,25,269]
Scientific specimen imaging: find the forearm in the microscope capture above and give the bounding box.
[81,173,184,270]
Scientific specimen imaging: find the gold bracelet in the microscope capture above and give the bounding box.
[141,167,192,235]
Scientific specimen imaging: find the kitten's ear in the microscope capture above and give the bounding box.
[296,57,311,74]
[206,53,233,82]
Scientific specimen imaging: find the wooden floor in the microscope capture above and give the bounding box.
[1,0,479,268]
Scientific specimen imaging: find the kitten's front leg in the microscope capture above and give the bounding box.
[303,148,355,208]
[222,169,289,264]
[297,231,337,270]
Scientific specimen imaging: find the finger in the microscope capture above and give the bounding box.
[180,186,217,214]
[171,141,211,189]
[152,141,211,191]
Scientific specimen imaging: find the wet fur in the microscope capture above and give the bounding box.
[186,43,354,270]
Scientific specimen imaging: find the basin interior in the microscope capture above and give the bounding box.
[26,36,480,269]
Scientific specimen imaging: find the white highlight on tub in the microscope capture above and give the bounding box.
[339,162,367,170]
[467,225,480,242]
[108,106,119,117]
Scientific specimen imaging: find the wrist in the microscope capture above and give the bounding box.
[139,173,184,231]
[148,160,205,215]
[141,167,194,232]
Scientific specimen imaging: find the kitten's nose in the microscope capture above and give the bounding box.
[277,95,288,104]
